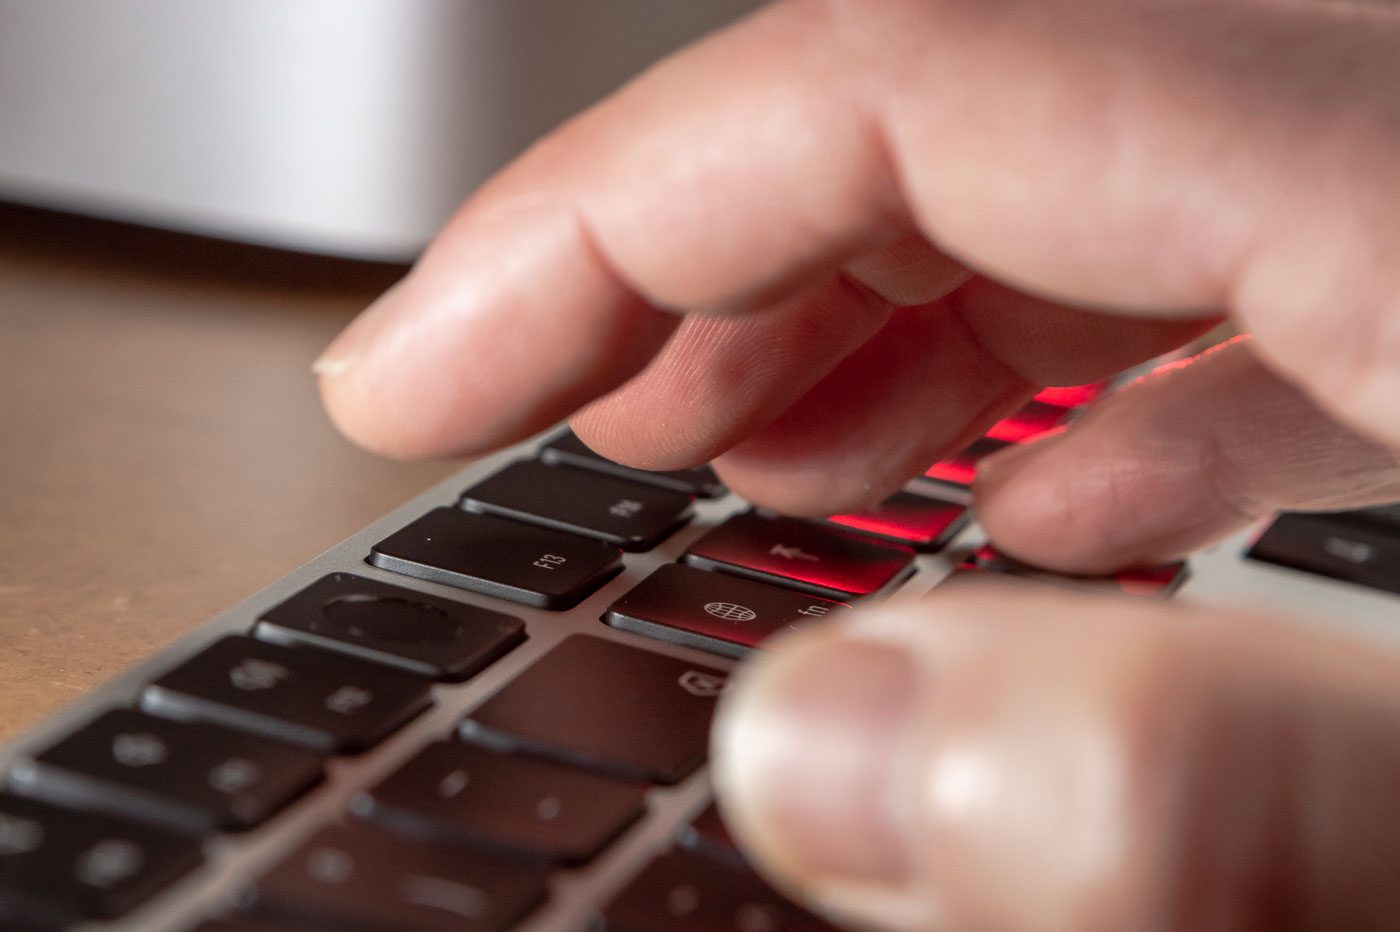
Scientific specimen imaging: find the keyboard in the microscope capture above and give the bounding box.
[3,389,1398,931]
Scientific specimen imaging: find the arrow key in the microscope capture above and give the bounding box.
[683,513,915,600]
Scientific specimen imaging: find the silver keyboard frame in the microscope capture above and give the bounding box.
[3,430,1399,931]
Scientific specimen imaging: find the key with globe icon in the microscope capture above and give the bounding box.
[603,564,847,660]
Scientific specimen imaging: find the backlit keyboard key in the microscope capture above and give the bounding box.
[985,400,1070,443]
[461,635,725,784]
[254,573,525,681]
[923,436,1011,487]
[352,741,644,864]
[540,430,726,498]
[600,848,838,932]
[370,508,623,610]
[824,490,969,551]
[940,545,1188,598]
[603,563,845,659]
[1246,508,1400,596]
[246,823,546,932]
[10,709,324,833]
[1035,382,1106,407]
[0,793,203,923]
[461,460,692,551]
[683,513,915,601]
[142,636,432,753]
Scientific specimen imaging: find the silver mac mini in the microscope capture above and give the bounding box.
[0,0,759,259]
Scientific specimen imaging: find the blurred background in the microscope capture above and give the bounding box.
[0,0,759,737]
[0,0,760,258]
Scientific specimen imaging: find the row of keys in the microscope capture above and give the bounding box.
[923,385,1103,488]
[5,632,723,926]
[371,505,935,614]
[1,570,534,923]
[239,812,833,932]
[212,636,728,928]
[7,428,1203,928]
[1,435,891,929]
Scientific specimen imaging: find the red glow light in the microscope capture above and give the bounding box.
[1035,383,1105,408]
[985,401,1070,442]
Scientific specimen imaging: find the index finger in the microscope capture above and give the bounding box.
[317,0,1400,459]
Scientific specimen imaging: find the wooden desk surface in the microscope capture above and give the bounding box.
[0,204,455,741]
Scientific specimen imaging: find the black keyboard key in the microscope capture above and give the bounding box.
[600,848,838,932]
[246,823,546,932]
[352,741,644,864]
[683,513,916,600]
[540,430,726,498]
[9,709,324,833]
[186,920,283,932]
[461,460,693,551]
[370,508,623,610]
[0,793,203,922]
[942,545,1188,598]
[603,564,845,659]
[1247,510,1400,596]
[824,490,969,551]
[461,635,725,784]
[676,803,747,869]
[142,637,432,753]
[255,573,525,681]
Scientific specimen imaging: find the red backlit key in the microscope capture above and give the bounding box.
[682,513,915,600]
[1035,382,1106,407]
[985,401,1070,443]
[603,563,846,659]
[824,490,969,551]
[924,436,1011,487]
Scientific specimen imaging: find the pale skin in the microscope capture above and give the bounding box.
[315,1,1400,928]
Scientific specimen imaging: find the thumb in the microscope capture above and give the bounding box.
[711,588,1400,932]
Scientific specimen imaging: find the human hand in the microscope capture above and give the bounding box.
[316,0,1400,928]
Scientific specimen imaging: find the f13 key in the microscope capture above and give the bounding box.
[460,460,692,551]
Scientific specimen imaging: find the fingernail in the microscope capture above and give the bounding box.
[712,631,920,887]
[312,280,409,377]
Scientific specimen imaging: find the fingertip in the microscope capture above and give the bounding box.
[712,619,938,930]
[973,420,1209,575]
